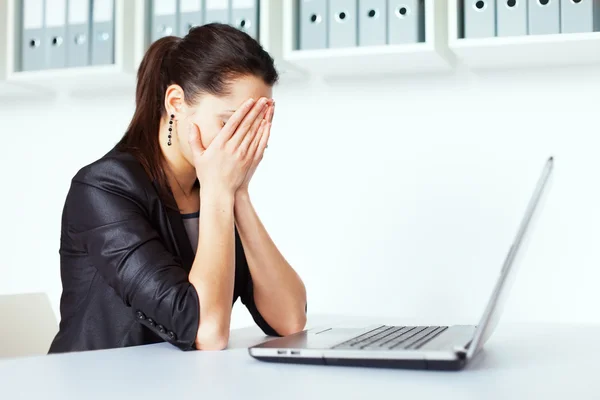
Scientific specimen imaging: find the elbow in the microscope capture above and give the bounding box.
[278,312,307,337]
[195,321,230,351]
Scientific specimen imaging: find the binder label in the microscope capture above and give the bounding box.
[45,0,67,27]
[180,0,202,12]
[69,0,90,24]
[154,0,177,15]
[232,0,255,7]
[93,0,114,22]
[23,0,44,29]
[206,0,229,10]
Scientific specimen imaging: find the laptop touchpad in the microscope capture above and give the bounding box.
[315,328,364,337]
[308,328,367,347]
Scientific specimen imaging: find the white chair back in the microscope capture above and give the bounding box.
[0,293,58,358]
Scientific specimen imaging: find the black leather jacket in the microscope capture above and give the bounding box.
[49,148,277,353]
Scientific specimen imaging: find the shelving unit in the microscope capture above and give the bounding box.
[0,0,51,98]
[0,0,143,96]
[0,0,299,97]
[282,0,455,78]
[448,0,600,70]
[5,0,600,95]
[139,0,302,82]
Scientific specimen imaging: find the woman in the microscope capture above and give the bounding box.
[49,24,307,353]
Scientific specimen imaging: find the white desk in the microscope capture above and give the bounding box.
[2,318,599,399]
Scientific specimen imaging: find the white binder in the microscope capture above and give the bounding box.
[358,0,387,46]
[328,0,357,48]
[560,0,600,34]
[21,0,46,71]
[497,0,527,37]
[67,0,90,67]
[300,0,328,49]
[45,0,67,69]
[178,0,203,36]
[152,0,177,42]
[231,0,259,40]
[91,0,115,65]
[528,0,559,35]
[464,0,496,38]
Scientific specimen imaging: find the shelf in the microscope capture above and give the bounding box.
[450,32,600,70]
[286,43,451,77]
[282,0,455,78]
[0,0,143,97]
[447,0,600,70]
[6,65,136,95]
[0,0,300,96]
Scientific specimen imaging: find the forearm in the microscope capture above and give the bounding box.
[189,191,236,350]
[234,193,307,336]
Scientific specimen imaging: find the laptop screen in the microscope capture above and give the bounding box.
[466,157,554,359]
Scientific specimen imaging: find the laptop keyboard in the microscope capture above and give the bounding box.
[331,325,448,351]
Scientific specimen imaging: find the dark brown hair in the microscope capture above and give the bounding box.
[116,23,279,208]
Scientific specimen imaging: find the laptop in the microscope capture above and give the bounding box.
[249,157,554,370]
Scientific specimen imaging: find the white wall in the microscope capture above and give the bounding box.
[1,64,599,330]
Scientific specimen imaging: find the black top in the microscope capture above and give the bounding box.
[49,148,278,353]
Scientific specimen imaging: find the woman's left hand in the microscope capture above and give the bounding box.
[237,101,274,194]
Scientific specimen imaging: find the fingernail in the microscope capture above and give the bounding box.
[247,98,255,106]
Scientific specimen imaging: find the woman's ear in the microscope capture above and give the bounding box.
[164,84,185,117]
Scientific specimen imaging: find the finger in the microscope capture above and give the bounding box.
[238,106,269,157]
[188,123,205,155]
[229,97,269,148]
[213,98,256,146]
[265,104,275,124]
[254,122,271,162]
[247,120,267,159]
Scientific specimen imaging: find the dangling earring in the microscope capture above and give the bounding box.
[168,114,174,146]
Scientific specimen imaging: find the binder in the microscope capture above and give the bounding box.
[21,0,46,71]
[528,0,559,35]
[205,0,229,24]
[66,0,90,67]
[300,0,327,49]
[231,0,259,40]
[358,0,386,46]
[91,0,115,65]
[45,0,67,69]
[560,0,600,33]
[178,0,203,36]
[464,0,496,38]
[328,0,357,48]
[388,0,425,44]
[497,0,527,37]
[152,0,177,42]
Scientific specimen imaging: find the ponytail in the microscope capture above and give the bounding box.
[117,36,181,209]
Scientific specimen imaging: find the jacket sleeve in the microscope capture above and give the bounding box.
[65,178,199,351]
[236,234,281,337]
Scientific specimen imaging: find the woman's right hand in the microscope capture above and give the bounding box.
[188,97,270,199]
